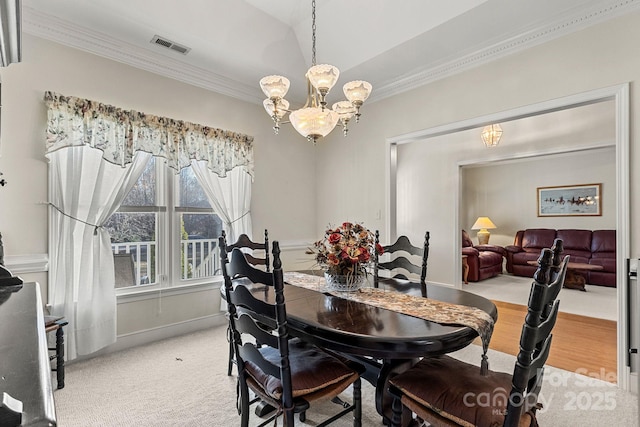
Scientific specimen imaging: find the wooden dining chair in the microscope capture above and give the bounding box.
[221,229,269,375]
[222,229,270,271]
[373,231,430,293]
[222,242,365,427]
[388,238,568,427]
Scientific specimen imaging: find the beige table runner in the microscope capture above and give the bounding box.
[284,271,494,374]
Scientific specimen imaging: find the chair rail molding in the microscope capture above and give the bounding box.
[4,254,48,274]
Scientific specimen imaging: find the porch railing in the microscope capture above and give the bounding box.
[112,238,220,286]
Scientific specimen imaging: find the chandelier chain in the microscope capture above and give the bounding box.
[258,0,371,142]
[311,0,316,66]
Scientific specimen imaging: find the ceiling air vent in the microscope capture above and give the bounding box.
[150,35,191,55]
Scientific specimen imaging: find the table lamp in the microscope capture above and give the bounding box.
[471,217,496,245]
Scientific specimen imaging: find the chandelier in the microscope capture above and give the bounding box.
[480,124,503,147]
[259,0,372,145]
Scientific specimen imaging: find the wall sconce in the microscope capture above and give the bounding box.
[472,216,496,245]
[481,124,502,147]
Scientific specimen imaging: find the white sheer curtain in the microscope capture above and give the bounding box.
[47,148,151,359]
[190,160,252,242]
[45,91,254,359]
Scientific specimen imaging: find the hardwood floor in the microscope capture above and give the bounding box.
[477,300,618,384]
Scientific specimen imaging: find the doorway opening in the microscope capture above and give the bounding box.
[387,83,629,388]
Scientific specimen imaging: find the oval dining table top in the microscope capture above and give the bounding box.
[227,271,498,360]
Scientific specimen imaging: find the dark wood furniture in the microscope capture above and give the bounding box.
[223,269,497,426]
[462,255,469,284]
[373,231,430,292]
[44,316,68,389]
[527,259,601,291]
[0,282,57,426]
[222,229,270,271]
[222,243,364,427]
[388,239,568,427]
[221,230,270,376]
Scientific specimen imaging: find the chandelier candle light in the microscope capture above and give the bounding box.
[471,216,497,245]
[259,0,372,144]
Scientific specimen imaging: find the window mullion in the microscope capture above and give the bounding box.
[157,161,171,288]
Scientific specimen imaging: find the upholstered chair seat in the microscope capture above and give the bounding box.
[390,355,538,427]
[245,338,360,406]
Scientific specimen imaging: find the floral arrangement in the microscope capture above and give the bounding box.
[309,222,384,277]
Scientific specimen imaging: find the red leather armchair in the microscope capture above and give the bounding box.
[462,230,505,282]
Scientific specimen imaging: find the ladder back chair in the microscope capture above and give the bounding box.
[221,230,270,375]
[388,238,568,427]
[373,231,430,294]
[222,229,270,271]
[222,242,364,427]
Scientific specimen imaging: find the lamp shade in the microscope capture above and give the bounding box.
[263,98,289,119]
[471,217,496,230]
[343,80,372,105]
[307,64,339,93]
[472,217,496,245]
[259,75,290,100]
[331,101,356,119]
[289,107,339,139]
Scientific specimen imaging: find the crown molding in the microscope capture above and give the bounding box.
[22,6,263,104]
[22,1,640,105]
[370,0,640,103]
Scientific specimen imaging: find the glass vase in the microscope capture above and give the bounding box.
[324,272,365,292]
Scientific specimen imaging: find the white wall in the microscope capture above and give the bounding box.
[2,9,640,355]
[315,10,640,286]
[0,34,316,337]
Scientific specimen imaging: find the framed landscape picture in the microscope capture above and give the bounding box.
[537,183,601,217]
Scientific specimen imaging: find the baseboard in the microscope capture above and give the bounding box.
[67,313,227,365]
[630,372,638,394]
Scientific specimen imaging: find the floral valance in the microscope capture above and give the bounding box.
[44,91,254,178]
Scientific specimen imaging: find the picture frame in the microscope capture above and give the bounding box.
[537,183,601,217]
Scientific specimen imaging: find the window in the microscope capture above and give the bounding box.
[176,166,223,280]
[104,158,223,290]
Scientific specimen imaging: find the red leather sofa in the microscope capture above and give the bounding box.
[462,230,505,282]
[505,228,616,287]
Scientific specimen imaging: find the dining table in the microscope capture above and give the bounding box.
[223,270,497,426]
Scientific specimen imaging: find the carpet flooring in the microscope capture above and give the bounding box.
[462,273,617,321]
[53,325,638,426]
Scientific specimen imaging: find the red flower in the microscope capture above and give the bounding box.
[328,233,342,244]
[311,221,378,276]
[375,243,384,255]
[358,249,370,262]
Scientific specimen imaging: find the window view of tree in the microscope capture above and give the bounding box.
[178,167,222,279]
[104,158,223,288]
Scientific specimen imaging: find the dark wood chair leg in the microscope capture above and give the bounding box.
[390,396,403,427]
[46,318,68,390]
[227,325,235,376]
[354,377,362,427]
[54,325,66,389]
